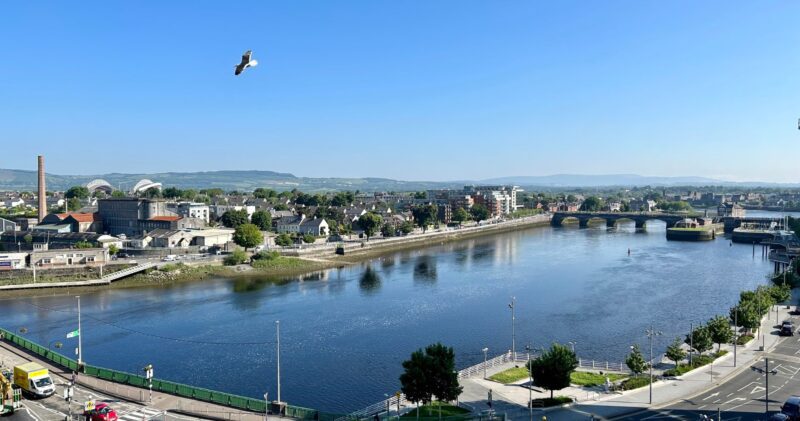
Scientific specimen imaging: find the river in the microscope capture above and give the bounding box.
[0,217,785,413]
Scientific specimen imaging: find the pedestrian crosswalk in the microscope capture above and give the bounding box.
[118,407,163,421]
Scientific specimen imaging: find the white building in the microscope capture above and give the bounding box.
[176,202,210,223]
[0,252,27,270]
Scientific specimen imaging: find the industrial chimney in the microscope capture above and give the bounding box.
[38,155,46,222]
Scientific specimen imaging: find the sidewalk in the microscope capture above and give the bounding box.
[458,305,794,420]
[0,339,284,421]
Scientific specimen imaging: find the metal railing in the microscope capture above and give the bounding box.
[457,352,516,379]
[577,359,629,373]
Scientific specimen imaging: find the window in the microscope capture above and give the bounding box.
[42,258,51,264]
[87,257,95,262]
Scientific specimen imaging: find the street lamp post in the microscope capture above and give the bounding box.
[508,297,516,359]
[689,322,694,366]
[753,357,778,416]
[733,307,738,367]
[482,348,489,379]
[77,296,82,366]
[525,344,532,421]
[645,326,662,405]
[276,320,281,404]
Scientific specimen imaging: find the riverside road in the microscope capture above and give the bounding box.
[617,322,800,420]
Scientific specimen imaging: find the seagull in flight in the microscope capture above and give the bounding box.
[234,50,258,76]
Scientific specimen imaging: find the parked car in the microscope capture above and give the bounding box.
[781,322,795,336]
[117,253,129,259]
[162,255,176,262]
[780,396,800,420]
[770,413,790,421]
[83,403,118,421]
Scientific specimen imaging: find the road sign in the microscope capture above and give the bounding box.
[66,330,79,339]
[85,400,95,412]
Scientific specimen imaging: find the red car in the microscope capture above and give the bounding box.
[83,403,118,421]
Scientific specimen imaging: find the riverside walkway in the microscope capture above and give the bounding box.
[0,263,154,291]
[0,337,284,421]
[458,305,797,420]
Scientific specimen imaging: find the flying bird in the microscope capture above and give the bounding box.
[234,50,258,76]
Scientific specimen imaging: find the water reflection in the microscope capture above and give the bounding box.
[359,266,381,294]
[413,256,437,282]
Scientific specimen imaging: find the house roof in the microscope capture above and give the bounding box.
[300,218,327,228]
[148,216,182,222]
[65,213,100,223]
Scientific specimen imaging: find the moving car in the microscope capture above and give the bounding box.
[780,396,800,420]
[83,403,118,421]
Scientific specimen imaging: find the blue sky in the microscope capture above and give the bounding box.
[1,1,798,182]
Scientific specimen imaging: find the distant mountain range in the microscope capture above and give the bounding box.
[0,169,794,192]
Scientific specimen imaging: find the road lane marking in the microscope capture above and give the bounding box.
[702,392,720,401]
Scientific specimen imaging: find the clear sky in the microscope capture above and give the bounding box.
[1,1,798,182]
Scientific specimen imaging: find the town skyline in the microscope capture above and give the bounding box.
[2,1,799,182]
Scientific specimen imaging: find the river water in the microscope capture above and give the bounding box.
[0,218,784,413]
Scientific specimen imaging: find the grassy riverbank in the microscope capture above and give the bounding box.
[0,216,550,297]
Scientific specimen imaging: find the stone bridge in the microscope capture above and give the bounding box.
[552,211,693,229]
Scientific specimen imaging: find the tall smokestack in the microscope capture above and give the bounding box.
[38,155,46,222]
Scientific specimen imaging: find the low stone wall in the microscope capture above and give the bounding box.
[666,228,715,241]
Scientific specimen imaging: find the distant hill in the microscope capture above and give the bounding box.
[481,174,723,187]
[0,169,793,192]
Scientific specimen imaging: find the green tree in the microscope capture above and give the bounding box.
[625,344,648,376]
[451,207,470,225]
[767,283,791,304]
[275,233,293,247]
[400,349,433,406]
[707,315,733,353]
[111,190,126,198]
[67,197,82,212]
[108,244,119,256]
[23,234,33,245]
[730,302,762,331]
[253,188,277,199]
[685,324,713,355]
[665,337,686,368]
[381,223,395,237]
[580,196,604,212]
[74,240,95,249]
[223,249,248,266]
[399,343,462,414]
[469,204,490,222]
[65,186,90,199]
[400,221,415,235]
[233,224,263,250]
[141,188,162,198]
[251,210,272,231]
[358,212,383,240]
[302,234,316,244]
[221,209,249,228]
[162,187,183,198]
[528,343,578,399]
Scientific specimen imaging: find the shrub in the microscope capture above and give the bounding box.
[251,250,280,261]
[736,334,754,345]
[223,249,248,266]
[621,376,652,390]
[275,234,293,247]
[302,234,316,244]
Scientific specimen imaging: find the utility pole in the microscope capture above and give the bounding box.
[143,365,153,403]
[77,296,82,366]
[525,344,532,421]
[276,320,281,404]
[645,326,662,405]
[733,307,738,367]
[508,297,516,359]
[482,348,489,379]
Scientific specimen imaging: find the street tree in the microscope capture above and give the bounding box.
[400,221,415,235]
[399,342,462,414]
[412,205,438,232]
[579,196,604,212]
[111,190,126,198]
[67,197,82,212]
[65,186,90,199]
[625,344,648,376]
[685,324,713,355]
[451,208,470,225]
[730,302,762,331]
[233,224,263,251]
[358,212,383,240]
[221,209,249,228]
[665,337,686,368]
[469,204,490,222]
[108,244,119,256]
[528,343,578,399]
[251,210,272,231]
[707,315,733,353]
[381,223,395,237]
[768,283,791,304]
